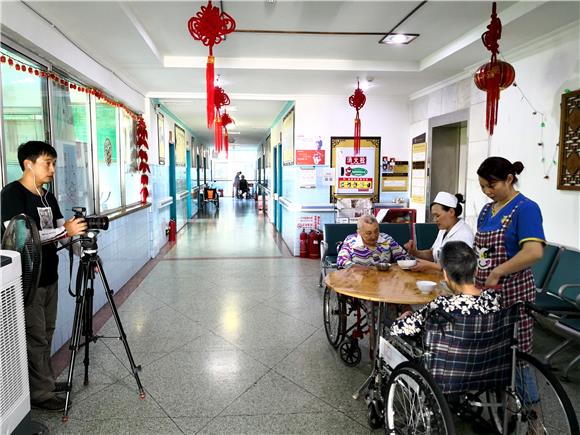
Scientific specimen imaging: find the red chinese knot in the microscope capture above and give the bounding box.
[348,83,366,155]
[474,2,515,136]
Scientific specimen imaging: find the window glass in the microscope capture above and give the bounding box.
[120,110,140,204]
[96,102,121,212]
[1,46,48,184]
[51,79,93,217]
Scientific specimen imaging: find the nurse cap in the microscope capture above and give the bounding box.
[433,191,458,208]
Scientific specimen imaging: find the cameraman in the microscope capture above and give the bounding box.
[1,141,87,411]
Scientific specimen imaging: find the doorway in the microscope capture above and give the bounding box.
[428,121,467,219]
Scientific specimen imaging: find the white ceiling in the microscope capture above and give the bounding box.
[20,1,580,148]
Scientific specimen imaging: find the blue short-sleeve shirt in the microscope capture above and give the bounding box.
[477,193,545,259]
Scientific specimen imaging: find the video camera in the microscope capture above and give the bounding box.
[72,207,109,231]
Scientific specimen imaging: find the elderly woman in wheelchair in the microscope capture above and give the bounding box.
[365,241,578,434]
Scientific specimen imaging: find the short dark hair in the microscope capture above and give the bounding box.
[439,241,477,285]
[477,156,524,184]
[430,193,465,217]
[17,141,57,170]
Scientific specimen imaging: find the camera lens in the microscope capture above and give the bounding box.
[85,216,109,231]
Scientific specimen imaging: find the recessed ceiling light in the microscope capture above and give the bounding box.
[379,33,419,45]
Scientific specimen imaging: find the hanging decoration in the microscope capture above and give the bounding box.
[348,81,366,155]
[221,112,234,158]
[474,2,515,136]
[136,117,151,204]
[187,1,236,128]
[0,52,140,120]
[213,86,231,155]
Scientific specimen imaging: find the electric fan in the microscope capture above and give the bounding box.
[0,214,44,435]
[1,213,42,306]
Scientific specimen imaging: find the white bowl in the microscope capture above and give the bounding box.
[417,280,437,294]
[397,259,417,269]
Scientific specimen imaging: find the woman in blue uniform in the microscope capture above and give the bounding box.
[474,157,544,354]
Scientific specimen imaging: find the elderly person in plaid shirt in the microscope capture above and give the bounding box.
[337,215,410,269]
[391,241,501,338]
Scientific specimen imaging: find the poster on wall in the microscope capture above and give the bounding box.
[411,134,427,203]
[157,113,165,165]
[295,135,326,165]
[331,137,380,201]
[282,109,295,165]
[299,167,316,188]
[97,104,117,165]
[296,215,320,230]
[174,124,186,166]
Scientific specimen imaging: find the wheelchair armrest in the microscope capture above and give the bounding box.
[320,241,329,261]
[524,301,550,317]
[558,284,580,303]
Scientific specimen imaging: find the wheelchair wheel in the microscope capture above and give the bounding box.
[385,361,455,435]
[323,286,345,348]
[339,339,361,366]
[488,351,579,435]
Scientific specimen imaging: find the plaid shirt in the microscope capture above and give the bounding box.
[336,233,410,269]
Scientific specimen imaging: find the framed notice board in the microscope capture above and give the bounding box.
[331,136,380,202]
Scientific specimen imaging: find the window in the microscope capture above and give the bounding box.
[96,101,121,212]
[120,110,140,205]
[1,46,49,184]
[51,77,93,217]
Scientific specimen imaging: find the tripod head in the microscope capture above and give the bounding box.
[78,230,100,254]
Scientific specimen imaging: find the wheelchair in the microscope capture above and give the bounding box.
[202,187,219,210]
[363,303,579,434]
[323,286,372,366]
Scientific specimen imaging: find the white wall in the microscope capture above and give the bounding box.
[411,23,580,248]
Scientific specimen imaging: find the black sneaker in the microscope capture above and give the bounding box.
[54,382,69,393]
[31,396,68,412]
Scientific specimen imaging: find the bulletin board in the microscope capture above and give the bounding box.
[381,160,409,192]
[174,124,186,166]
[410,133,427,203]
[331,137,380,202]
[282,108,295,165]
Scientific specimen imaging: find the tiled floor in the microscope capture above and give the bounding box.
[33,199,580,434]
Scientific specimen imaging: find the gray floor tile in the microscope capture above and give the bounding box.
[210,304,318,350]
[140,348,269,417]
[221,371,334,416]
[197,412,370,434]
[30,416,184,435]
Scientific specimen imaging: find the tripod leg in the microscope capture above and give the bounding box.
[82,276,95,386]
[95,257,146,399]
[62,261,89,422]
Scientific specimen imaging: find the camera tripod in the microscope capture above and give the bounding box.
[61,232,145,421]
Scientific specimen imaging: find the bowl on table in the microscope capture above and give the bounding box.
[376,262,390,271]
[397,259,417,270]
[416,280,437,294]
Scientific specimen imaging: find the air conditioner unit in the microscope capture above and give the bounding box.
[0,250,30,435]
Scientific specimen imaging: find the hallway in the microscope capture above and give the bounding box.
[32,200,375,434]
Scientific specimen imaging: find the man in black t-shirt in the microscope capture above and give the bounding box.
[1,141,87,412]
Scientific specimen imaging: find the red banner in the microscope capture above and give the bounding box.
[295,150,325,165]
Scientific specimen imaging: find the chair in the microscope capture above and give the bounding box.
[319,223,357,287]
[378,223,412,246]
[535,247,579,315]
[536,247,580,369]
[414,223,439,250]
[531,243,561,290]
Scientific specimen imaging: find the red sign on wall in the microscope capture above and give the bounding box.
[295,150,325,165]
[346,156,367,165]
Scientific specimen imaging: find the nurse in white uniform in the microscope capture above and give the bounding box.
[404,192,474,272]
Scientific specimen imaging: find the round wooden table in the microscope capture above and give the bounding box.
[325,264,444,304]
[325,264,444,399]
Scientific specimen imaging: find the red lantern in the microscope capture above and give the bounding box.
[348,82,366,155]
[221,112,234,158]
[188,1,236,128]
[474,2,515,136]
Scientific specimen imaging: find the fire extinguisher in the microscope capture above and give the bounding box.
[308,229,321,259]
[168,219,177,242]
[299,229,308,258]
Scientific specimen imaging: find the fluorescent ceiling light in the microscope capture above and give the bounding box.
[228,131,241,135]
[225,106,237,112]
[379,33,419,45]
